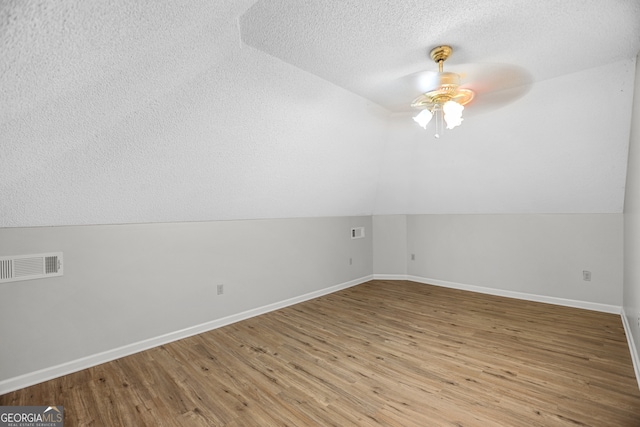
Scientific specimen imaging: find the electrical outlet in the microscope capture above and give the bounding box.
[637,313,640,328]
[349,257,353,265]
[582,271,591,281]
[217,284,224,295]
[411,254,415,261]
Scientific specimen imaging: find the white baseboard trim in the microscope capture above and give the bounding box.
[373,274,409,280]
[620,307,640,390]
[0,275,373,395]
[406,275,622,314]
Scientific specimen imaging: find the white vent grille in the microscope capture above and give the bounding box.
[351,227,365,239]
[0,253,63,283]
[0,260,12,280]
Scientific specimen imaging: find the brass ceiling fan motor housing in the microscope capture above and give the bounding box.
[411,45,474,109]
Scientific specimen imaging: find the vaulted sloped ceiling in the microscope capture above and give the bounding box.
[1,1,639,227]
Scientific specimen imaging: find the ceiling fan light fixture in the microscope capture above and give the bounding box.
[411,45,474,137]
[413,109,433,129]
[443,100,464,129]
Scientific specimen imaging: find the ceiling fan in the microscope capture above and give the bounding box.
[406,45,532,138]
[411,45,473,138]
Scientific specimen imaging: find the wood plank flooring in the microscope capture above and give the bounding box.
[2,280,639,426]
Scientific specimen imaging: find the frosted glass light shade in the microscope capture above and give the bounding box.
[413,109,433,129]
[443,101,464,129]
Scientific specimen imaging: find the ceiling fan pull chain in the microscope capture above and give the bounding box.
[434,105,443,139]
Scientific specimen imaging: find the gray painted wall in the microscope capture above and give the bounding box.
[0,216,372,384]
[624,53,640,368]
[372,215,407,276]
[406,214,623,306]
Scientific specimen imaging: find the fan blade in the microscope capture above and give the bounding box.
[406,70,442,93]
[456,63,533,116]
[367,70,440,112]
[374,63,532,115]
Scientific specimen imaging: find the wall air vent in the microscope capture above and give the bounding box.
[351,227,365,239]
[0,252,63,283]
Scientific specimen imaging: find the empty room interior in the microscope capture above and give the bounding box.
[2,1,640,425]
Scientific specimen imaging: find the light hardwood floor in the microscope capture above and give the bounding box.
[2,280,640,426]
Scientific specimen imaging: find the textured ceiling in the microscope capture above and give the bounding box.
[240,0,640,112]
[0,0,639,227]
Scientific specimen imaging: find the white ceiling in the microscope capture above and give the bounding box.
[1,0,639,227]
[240,0,639,112]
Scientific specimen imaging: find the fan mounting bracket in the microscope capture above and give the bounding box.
[430,45,453,64]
